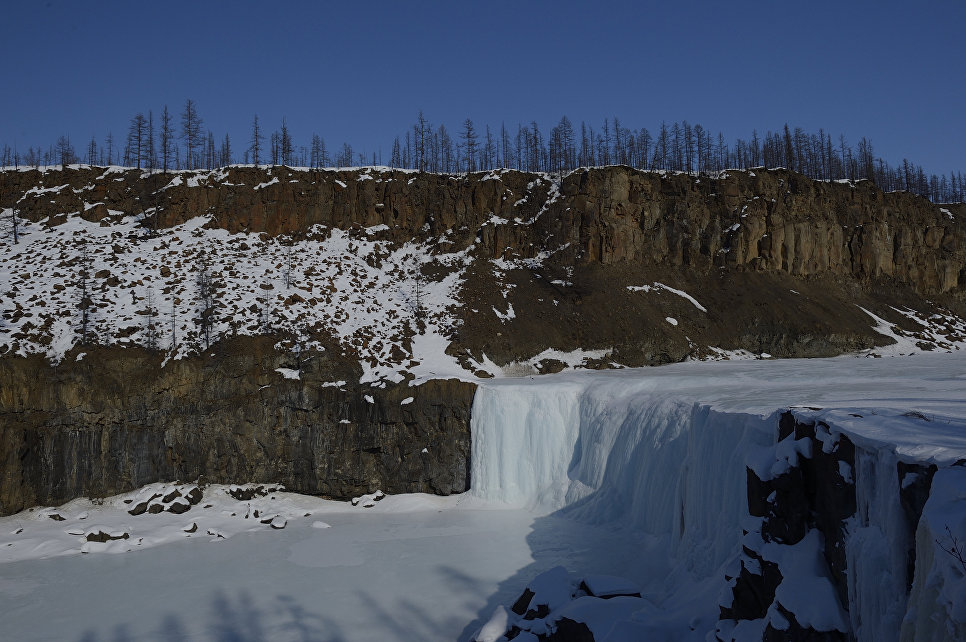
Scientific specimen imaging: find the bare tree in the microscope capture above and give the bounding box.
[127,113,147,169]
[683,121,695,175]
[280,118,293,166]
[169,302,178,352]
[460,119,478,172]
[7,206,20,244]
[415,111,430,172]
[146,111,156,170]
[249,114,263,167]
[1,183,19,244]
[141,288,160,350]
[180,99,203,170]
[56,136,76,169]
[105,132,115,166]
[270,131,280,166]
[337,143,353,167]
[937,526,966,574]
[87,137,98,166]
[311,134,327,169]
[194,251,216,350]
[282,239,297,290]
[412,265,425,320]
[160,106,174,173]
[76,238,94,343]
[206,130,215,169]
[220,133,232,167]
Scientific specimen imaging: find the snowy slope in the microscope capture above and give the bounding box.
[3,165,966,386]
[0,167,631,383]
[0,208,472,383]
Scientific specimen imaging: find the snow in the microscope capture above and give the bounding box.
[758,530,849,631]
[253,176,279,190]
[626,281,708,312]
[492,302,515,321]
[0,206,481,384]
[582,574,641,597]
[475,606,511,642]
[858,306,926,355]
[1,354,966,640]
[478,348,612,379]
[0,492,548,641]
[274,367,300,380]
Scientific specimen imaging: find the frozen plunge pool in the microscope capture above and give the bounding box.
[3,353,966,641]
[0,496,669,642]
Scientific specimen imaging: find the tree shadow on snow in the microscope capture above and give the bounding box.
[74,589,345,642]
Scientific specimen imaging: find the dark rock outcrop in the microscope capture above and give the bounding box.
[475,567,646,642]
[0,337,475,516]
[897,461,938,590]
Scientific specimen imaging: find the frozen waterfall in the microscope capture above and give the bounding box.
[468,355,966,641]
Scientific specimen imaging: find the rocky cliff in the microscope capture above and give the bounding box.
[1,164,964,514]
[0,337,474,515]
[5,165,963,292]
[3,165,963,370]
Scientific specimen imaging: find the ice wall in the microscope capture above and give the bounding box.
[468,360,966,641]
[470,375,775,579]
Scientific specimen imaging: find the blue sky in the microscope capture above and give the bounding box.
[1,0,963,174]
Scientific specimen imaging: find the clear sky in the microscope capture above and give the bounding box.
[1,0,963,174]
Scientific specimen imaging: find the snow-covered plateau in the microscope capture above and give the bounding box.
[2,353,965,641]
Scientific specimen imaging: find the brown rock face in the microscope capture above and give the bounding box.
[2,165,963,294]
[0,337,474,516]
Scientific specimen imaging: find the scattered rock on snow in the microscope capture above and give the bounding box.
[85,530,130,543]
[269,516,287,530]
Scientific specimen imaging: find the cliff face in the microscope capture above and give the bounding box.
[5,165,962,293]
[1,165,965,514]
[0,337,474,516]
